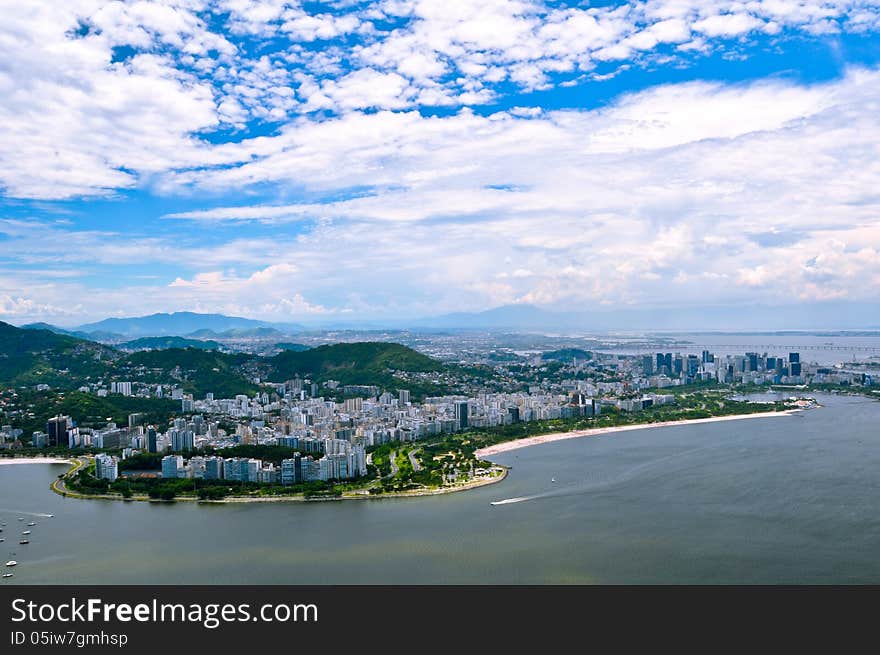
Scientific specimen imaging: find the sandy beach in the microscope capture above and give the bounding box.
[0,456,72,465]
[475,410,799,458]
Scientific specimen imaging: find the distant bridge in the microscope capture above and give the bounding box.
[602,344,880,353]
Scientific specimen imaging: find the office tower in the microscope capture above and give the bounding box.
[399,389,411,405]
[455,402,469,429]
[747,353,759,372]
[94,454,118,481]
[161,455,183,479]
[641,355,653,375]
[46,415,71,447]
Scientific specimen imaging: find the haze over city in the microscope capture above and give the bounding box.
[1,1,880,328]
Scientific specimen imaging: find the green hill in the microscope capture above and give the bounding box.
[267,342,446,396]
[119,336,222,351]
[274,342,310,352]
[0,321,115,387]
[122,348,259,398]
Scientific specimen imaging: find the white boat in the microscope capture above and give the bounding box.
[27,522,35,526]
[21,531,30,535]
[5,560,16,567]
[2,573,12,578]
[551,478,556,483]
[19,540,28,545]
[17,518,23,521]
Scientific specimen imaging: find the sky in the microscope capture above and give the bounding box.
[1,0,879,328]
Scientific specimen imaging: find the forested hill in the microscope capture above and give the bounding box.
[0,321,447,398]
[0,321,117,387]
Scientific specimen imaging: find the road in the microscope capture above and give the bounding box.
[408,448,422,472]
[386,450,398,478]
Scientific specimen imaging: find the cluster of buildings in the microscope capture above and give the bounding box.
[159,437,367,485]
[19,347,876,481]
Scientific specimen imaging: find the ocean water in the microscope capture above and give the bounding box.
[595,333,880,365]
[1,393,879,584]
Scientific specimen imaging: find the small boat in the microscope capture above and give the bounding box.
[5,560,16,567]
[19,540,28,545]
[27,522,35,526]
[46,515,53,518]
[0,538,4,543]
[21,531,30,535]
[17,518,23,521]
[551,478,556,483]
[2,573,12,578]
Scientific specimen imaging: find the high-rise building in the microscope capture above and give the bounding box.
[399,389,411,405]
[147,428,157,454]
[94,454,118,481]
[161,455,184,479]
[455,402,469,429]
[204,456,224,480]
[46,415,71,447]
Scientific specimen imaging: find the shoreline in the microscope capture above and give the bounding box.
[0,456,73,465]
[49,457,508,503]
[475,409,800,458]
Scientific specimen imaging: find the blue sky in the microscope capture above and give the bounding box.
[1,0,880,327]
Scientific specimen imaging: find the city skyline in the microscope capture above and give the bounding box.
[2,1,880,326]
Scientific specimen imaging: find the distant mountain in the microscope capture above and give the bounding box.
[118,336,222,351]
[21,322,73,335]
[414,304,573,330]
[274,342,311,352]
[122,348,258,398]
[542,348,593,361]
[187,326,287,339]
[20,322,109,341]
[76,312,271,337]
[0,321,116,387]
[267,342,445,395]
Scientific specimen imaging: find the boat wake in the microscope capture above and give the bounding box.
[0,509,53,518]
[489,441,746,507]
[490,496,536,506]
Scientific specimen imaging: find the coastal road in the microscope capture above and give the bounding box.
[51,457,88,496]
[386,451,399,478]
[408,448,422,472]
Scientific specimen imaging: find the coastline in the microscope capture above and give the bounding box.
[43,409,801,504]
[475,409,800,458]
[49,457,508,503]
[0,456,73,465]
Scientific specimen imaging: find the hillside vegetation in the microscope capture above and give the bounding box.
[0,321,447,399]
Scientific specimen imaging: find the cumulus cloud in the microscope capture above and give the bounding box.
[2,1,880,322]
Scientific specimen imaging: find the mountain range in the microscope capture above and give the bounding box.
[17,301,880,339]
[0,321,447,400]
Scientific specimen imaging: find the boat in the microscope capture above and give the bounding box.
[551,478,556,483]
[47,515,53,518]
[19,540,28,545]
[2,573,12,578]
[4,561,16,567]
[27,522,35,526]
[21,531,30,535]
[17,518,23,521]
